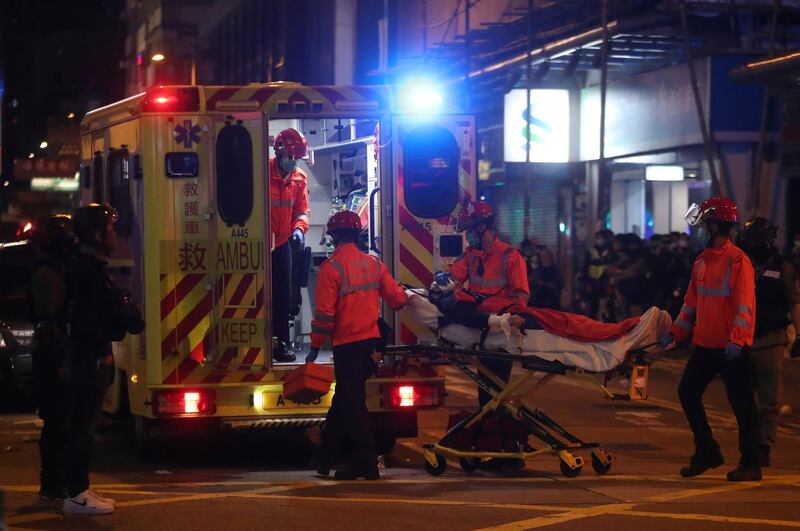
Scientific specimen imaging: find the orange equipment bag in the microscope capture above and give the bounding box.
[283,362,334,404]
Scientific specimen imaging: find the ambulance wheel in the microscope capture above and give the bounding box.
[559,458,582,478]
[425,454,447,476]
[133,416,157,461]
[591,453,613,475]
[459,457,480,473]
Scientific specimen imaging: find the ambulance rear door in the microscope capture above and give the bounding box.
[388,115,476,345]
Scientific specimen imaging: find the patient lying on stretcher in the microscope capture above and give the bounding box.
[404,273,672,373]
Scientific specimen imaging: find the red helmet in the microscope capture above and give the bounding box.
[274,128,308,158]
[327,210,362,233]
[456,200,495,232]
[685,197,739,226]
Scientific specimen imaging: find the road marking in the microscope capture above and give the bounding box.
[618,508,800,528]
[473,503,635,531]
[252,493,574,513]
[4,482,323,526]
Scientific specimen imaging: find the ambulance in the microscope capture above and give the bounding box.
[79,82,476,455]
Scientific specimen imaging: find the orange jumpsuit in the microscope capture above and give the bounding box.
[448,238,530,311]
[671,240,756,348]
[310,243,407,349]
[269,157,310,248]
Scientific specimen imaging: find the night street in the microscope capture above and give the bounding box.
[3,351,800,531]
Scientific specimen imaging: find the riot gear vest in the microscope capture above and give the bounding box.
[754,253,790,337]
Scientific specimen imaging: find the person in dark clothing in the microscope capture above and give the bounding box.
[738,218,800,467]
[29,215,74,501]
[530,248,563,310]
[62,204,144,514]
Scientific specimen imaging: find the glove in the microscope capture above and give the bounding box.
[657,334,674,348]
[724,343,743,363]
[305,347,319,363]
[290,228,305,250]
[488,313,513,337]
[790,338,800,359]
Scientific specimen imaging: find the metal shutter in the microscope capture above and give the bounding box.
[491,178,560,249]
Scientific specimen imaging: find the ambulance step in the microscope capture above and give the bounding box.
[221,417,326,430]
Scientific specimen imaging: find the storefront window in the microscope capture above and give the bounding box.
[216,123,254,227]
[403,125,459,219]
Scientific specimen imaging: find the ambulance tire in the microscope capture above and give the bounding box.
[133,416,158,461]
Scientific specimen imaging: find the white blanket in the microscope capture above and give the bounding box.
[405,290,672,373]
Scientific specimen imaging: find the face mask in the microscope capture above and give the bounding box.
[466,231,482,249]
[279,157,298,173]
[595,239,607,248]
[696,225,711,246]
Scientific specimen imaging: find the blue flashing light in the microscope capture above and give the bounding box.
[400,80,443,113]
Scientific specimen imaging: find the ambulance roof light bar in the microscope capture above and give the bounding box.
[141,86,200,113]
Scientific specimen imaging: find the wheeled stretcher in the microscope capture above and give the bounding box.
[387,290,671,477]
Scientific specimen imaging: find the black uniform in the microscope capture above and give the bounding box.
[30,254,69,497]
[750,253,800,453]
[64,247,143,497]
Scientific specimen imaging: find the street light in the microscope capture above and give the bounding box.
[39,141,48,149]
[151,53,165,62]
[67,112,75,119]
[28,153,34,159]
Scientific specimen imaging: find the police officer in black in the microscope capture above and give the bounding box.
[29,215,74,501]
[738,217,800,467]
[62,204,144,514]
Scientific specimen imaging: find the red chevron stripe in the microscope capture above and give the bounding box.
[222,274,254,318]
[161,277,222,360]
[401,323,416,345]
[238,347,261,370]
[399,244,433,287]
[398,205,434,250]
[206,87,239,110]
[244,285,265,319]
[161,273,205,320]
[202,348,238,384]
[163,356,199,385]
[250,87,279,105]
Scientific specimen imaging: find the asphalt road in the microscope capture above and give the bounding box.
[2,351,800,531]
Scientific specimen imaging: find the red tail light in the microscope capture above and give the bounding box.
[141,87,200,113]
[384,383,443,409]
[153,389,216,416]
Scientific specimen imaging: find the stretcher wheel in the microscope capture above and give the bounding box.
[559,458,582,478]
[459,457,480,472]
[425,454,447,476]
[591,453,613,475]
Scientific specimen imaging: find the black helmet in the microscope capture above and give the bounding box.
[31,214,73,250]
[73,203,118,249]
[740,217,777,245]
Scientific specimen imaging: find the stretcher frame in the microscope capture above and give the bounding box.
[386,343,651,477]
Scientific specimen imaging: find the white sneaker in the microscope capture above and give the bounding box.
[62,490,115,514]
[87,489,116,507]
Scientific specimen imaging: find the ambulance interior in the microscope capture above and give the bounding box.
[268,117,380,363]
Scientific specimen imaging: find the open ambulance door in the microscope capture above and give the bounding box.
[387,115,476,346]
[158,112,270,387]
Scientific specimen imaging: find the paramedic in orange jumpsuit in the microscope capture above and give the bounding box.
[270,128,310,362]
[306,210,407,480]
[659,197,760,481]
[447,200,529,406]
